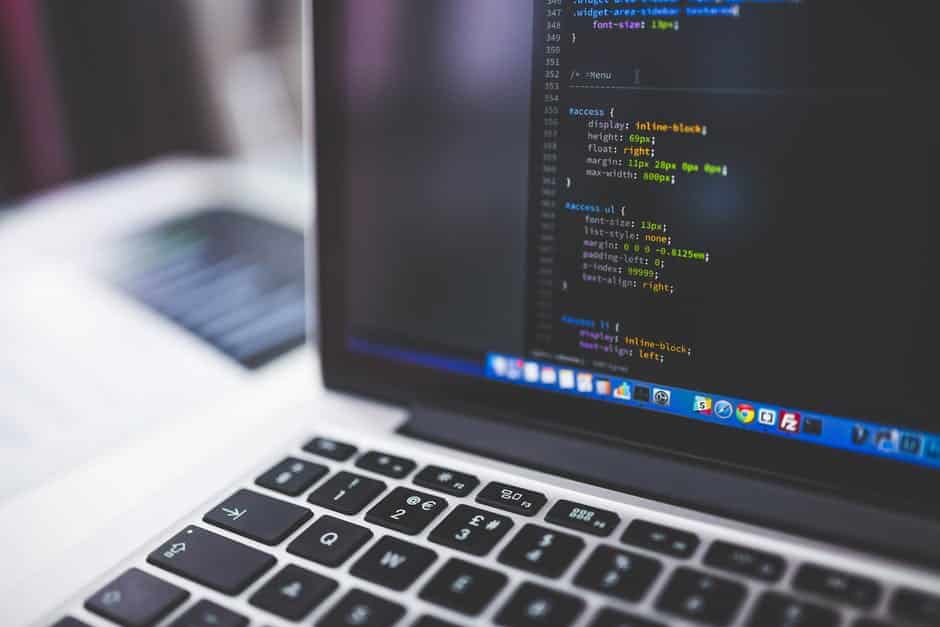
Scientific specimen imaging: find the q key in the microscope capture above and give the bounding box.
[288,515,374,567]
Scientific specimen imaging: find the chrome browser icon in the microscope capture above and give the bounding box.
[736,403,756,424]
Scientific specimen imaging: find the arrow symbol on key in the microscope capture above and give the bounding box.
[222,507,247,521]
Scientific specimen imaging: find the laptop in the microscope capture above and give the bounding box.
[24,1,940,626]
[0,160,309,503]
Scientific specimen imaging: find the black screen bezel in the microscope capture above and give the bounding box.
[310,2,939,520]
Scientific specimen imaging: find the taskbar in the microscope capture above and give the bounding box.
[485,353,940,472]
[346,338,940,472]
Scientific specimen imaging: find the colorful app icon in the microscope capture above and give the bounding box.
[595,379,612,396]
[559,369,575,390]
[778,411,801,433]
[523,362,539,383]
[652,388,671,407]
[613,382,631,400]
[900,434,923,455]
[851,425,870,445]
[802,417,823,436]
[757,408,777,426]
[735,404,755,424]
[507,360,523,380]
[577,372,594,393]
[540,366,557,385]
[490,356,508,377]
[633,386,651,402]
[714,400,734,420]
[693,396,713,415]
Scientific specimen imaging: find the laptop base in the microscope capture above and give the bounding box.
[401,402,940,570]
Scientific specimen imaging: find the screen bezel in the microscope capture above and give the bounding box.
[310,2,939,520]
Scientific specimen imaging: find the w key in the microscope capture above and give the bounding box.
[366,487,448,535]
[350,535,437,591]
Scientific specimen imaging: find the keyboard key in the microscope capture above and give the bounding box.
[545,500,620,537]
[412,616,462,627]
[588,607,667,627]
[419,558,508,616]
[203,489,311,545]
[356,451,417,478]
[498,523,585,578]
[317,589,405,627]
[52,619,92,627]
[366,487,448,535]
[656,567,747,626]
[494,582,585,627]
[249,564,338,621]
[704,540,785,582]
[892,587,940,625]
[621,519,699,558]
[308,471,386,515]
[350,535,437,591]
[414,465,480,497]
[746,592,840,627]
[167,599,248,627]
[256,456,328,496]
[304,436,357,461]
[793,563,881,609]
[574,546,662,602]
[85,568,188,627]
[477,482,547,516]
[147,526,275,594]
[429,504,513,556]
[287,514,373,566]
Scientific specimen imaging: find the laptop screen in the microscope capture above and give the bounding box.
[322,1,937,474]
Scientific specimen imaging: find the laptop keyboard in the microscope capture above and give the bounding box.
[54,435,939,627]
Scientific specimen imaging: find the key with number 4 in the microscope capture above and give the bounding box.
[498,524,585,579]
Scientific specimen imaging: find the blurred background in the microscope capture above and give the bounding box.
[0,0,303,203]
[0,1,312,502]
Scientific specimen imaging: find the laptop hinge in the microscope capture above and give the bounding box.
[400,401,940,572]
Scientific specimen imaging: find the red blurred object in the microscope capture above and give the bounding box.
[0,0,71,193]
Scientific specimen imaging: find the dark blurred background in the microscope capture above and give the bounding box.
[0,0,302,205]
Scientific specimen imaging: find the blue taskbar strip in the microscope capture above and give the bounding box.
[346,338,940,471]
[348,337,483,377]
[485,353,940,472]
